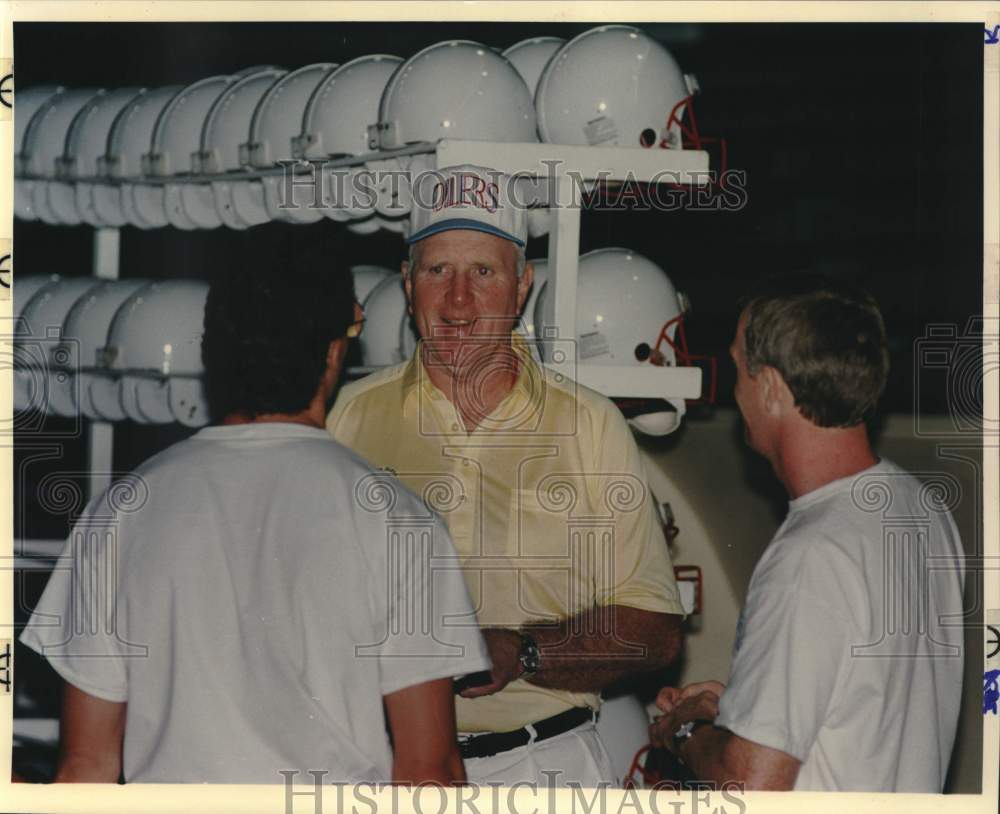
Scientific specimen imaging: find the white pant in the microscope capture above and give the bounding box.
[463,722,619,788]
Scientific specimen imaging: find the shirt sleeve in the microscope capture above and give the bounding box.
[357,496,491,696]
[19,505,129,703]
[716,538,859,760]
[592,403,684,616]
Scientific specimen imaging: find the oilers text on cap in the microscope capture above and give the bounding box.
[407,164,528,247]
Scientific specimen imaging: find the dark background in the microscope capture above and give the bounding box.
[9,20,987,781]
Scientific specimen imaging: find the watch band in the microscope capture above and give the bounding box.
[517,631,541,677]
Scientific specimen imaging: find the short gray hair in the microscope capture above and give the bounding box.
[408,240,526,277]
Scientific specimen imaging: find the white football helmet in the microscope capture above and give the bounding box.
[375,40,537,149]
[133,75,237,230]
[199,66,287,230]
[18,278,102,418]
[298,54,403,159]
[14,85,65,222]
[168,378,211,427]
[345,214,380,235]
[526,207,551,239]
[94,85,183,229]
[61,279,149,421]
[375,214,407,234]
[358,273,418,366]
[536,25,697,149]
[535,247,708,435]
[114,376,172,424]
[349,265,393,368]
[103,280,209,424]
[295,54,403,223]
[20,88,103,225]
[12,274,61,413]
[52,87,145,228]
[13,274,61,316]
[245,63,337,224]
[351,264,394,304]
[501,36,565,99]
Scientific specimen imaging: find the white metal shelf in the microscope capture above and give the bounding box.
[17,139,710,511]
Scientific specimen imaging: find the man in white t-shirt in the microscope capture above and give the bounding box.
[649,275,965,791]
[20,238,490,784]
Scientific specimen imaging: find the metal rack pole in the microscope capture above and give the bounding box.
[86,227,120,500]
[545,171,582,383]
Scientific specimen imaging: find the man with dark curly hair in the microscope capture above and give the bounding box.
[20,233,489,784]
[649,274,965,792]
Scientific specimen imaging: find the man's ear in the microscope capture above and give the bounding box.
[517,261,534,314]
[401,260,413,315]
[326,336,348,374]
[761,365,793,416]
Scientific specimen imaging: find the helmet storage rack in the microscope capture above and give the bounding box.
[12,138,708,524]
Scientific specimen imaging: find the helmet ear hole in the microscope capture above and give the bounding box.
[634,342,652,362]
[639,128,657,148]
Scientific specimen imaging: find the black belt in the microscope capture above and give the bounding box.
[457,707,595,760]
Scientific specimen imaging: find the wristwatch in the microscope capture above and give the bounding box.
[517,631,541,677]
[672,719,710,753]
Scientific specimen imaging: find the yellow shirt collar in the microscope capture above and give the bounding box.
[401,332,544,427]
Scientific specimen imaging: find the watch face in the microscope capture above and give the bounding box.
[673,721,695,740]
[518,633,541,674]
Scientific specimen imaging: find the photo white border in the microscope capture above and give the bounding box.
[0,2,996,813]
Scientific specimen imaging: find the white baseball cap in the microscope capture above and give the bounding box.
[406,164,527,247]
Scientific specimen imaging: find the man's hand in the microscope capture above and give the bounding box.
[649,682,723,754]
[458,628,524,699]
[647,679,801,789]
[655,680,726,715]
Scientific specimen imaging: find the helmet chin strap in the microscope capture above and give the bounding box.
[661,93,729,188]
[653,313,719,405]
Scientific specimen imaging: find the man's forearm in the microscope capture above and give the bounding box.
[54,753,121,783]
[675,726,799,791]
[676,726,734,786]
[523,605,682,693]
[392,751,465,785]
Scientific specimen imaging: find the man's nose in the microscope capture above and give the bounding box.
[447,270,470,307]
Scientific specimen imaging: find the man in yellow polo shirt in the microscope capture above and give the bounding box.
[327,164,684,787]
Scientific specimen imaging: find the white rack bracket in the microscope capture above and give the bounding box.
[434,139,710,183]
[573,365,702,400]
